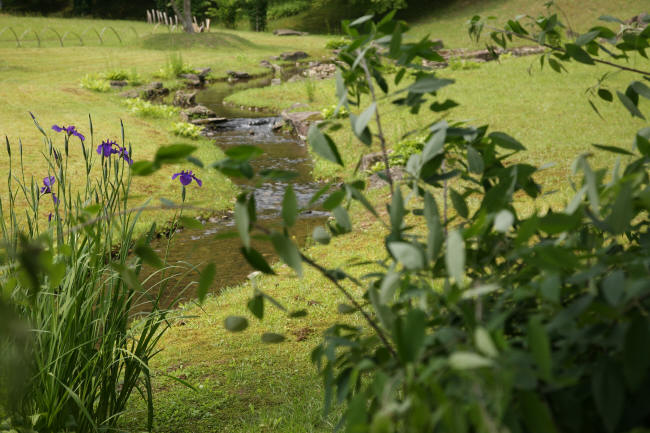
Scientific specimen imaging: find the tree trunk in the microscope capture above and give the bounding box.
[171,0,194,33]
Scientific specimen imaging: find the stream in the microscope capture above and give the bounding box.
[148,73,326,306]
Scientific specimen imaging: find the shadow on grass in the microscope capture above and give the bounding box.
[141,32,259,50]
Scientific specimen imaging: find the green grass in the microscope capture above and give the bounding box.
[225,55,648,209]
[406,0,649,48]
[120,190,390,432]
[0,14,330,231]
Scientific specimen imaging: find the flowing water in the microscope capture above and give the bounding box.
[148,74,326,306]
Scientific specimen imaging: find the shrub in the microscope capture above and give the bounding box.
[123,98,180,118]
[212,9,650,433]
[102,68,142,85]
[80,74,110,92]
[154,53,196,79]
[169,122,204,139]
[321,103,349,119]
[448,57,482,70]
[206,0,240,28]
[267,0,310,20]
[0,116,185,432]
[325,37,348,49]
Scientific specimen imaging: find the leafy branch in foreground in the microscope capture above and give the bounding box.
[217,10,650,433]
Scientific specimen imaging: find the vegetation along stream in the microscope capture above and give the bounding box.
[149,72,326,306]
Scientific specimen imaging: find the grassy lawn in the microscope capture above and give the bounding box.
[226,55,648,208]
[0,15,330,231]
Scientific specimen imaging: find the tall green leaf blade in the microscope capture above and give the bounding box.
[308,125,343,165]
[282,185,298,227]
[270,232,303,277]
[445,229,465,287]
[197,263,216,303]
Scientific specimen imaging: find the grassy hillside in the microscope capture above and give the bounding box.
[0,15,330,230]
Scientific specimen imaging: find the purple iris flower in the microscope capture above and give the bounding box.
[52,124,85,141]
[117,146,133,165]
[40,176,59,205]
[48,212,53,222]
[97,139,118,157]
[172,170,202,187]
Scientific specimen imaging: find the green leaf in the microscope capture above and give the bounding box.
[607,182,633,234]
[467,145,484,174]
[354,102,376,137]
[591,143,633,155]
[449,351,493,369]
[388,242,425,270]
[475,327,498,358]
[409,77,454,94]
[131,161,159,176]
[631,81,650,100]
[288,309,307,318]
[270,232,303,277]
[261,332,286,343]
[259,169,298,181]
[225,145,263,161]
[154,144,197,164]
[197,263,216,303]
[332,206,352,233]
[617,91,645,119]
[389,187,404,232]
[445,229,465,287]
[528,316,552,382]
[597,89,613,102]
[599,15,624,24]
[281,185,298,228]
[235,198,250,249]
[421,128,446,164]
[248,294,264,319]
[224,315,248,332]
[312,226,331,245]
[450,188,468,218]
[489,132,526,151]
[308,125,343,166]
[111,263,143,292]
[565,43,595,64]
[349,14,373,26]
[575,30,600,46]
[179,216,202,230]
[240,247,275,274]
[337,303,356,314]
[623,317,650,389]
[134,244,163,269]
[494,209,514,232]
[394,309,427,363]
[323,189,346,211]
[424,193,443,262]
[592,361,625,433]
[520,391,559,433]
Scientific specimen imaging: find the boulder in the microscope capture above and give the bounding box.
[307,62,336,79]
[281,110,323,138]
[190,117,228,125]
[180,105,216,122]
[287,74,303,83]
[140,82,169,100]
[360,152,385,171]
[259,59,272,69]
[110,80,128,88]
[196,67,212,77]
[179,73,202,87]
[173,90,197,108]
[271,78,282,86]
[227,70,252,80]
[368,167,404,190]
[279,51,309,61]
[273,29,308,36]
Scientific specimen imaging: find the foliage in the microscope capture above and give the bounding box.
[206,0,240,28]
[154,52,197,79]
[169,121,204,139]
[448,57,482,70]
[102,68,142,84]
[321,103,349,119]
[304,78,316,103]
[267,0,309,20]
[325,37,348,49]
[204,9,650,433]
[0,116,183,432]
[123,98,180,117]
[79,73,111,92]
[242,0,268,31]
